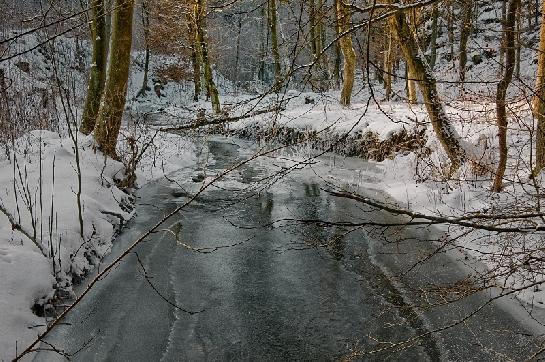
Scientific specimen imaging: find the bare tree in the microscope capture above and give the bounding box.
[194,0,221,113]
[336,0,356,106]
[533,0,545,175]
[493,0,519,191]
[93,0,135,158]
[80,0,107,135]
[388,3,466,173]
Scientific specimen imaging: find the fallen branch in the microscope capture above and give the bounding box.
[160,105,284,132]
[328,190,545,233]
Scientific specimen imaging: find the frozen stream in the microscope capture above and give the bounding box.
[35,137,540,361]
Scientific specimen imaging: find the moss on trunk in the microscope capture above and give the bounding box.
[80,0,107,135]
[93,0,134,158]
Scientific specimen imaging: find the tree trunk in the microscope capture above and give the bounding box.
[336,0,356,106]
[233,16,242,86]
[195,0,220,113]
[407,65,417,104]
[93,0,134,159]
[499,0,507,74]
[429,3,439,69]
[406,8,419,104]
[309,0,317,57]
[187,9,201,101]
[137,0,151,98]
[258,3,267,83]
[459,0,473,94]
[80,0,107,135]
[310,0,329,90]
[447,1,454,61]
[493,0,519,191]
[317,0,326,58]
[537,0,540,25]
[389,6,466,173]
[269,0,282,87]
[533,0,545,174]
[515,4,521,78]
[384,27,393,101]
[333,0,342,86]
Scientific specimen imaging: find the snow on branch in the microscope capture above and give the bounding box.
[327,190,545,233]
[0,202,44,254]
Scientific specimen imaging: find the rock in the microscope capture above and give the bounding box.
[192,174,205,183]
[304,96,315,104]
[15,61,30,73]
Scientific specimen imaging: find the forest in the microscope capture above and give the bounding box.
[2,0,545,360]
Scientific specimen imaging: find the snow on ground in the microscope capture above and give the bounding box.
[1,1,543,356]
[226,91,545,309]
[0,129,197,360]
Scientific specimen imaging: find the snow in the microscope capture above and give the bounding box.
[0,128,197,360]
[2,0,545,357]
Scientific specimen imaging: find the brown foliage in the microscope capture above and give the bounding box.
[155,63,193,83]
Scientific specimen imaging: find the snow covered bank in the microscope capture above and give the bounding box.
[0,131,131,359]
[0,129,197,360]
[193,90,545,311]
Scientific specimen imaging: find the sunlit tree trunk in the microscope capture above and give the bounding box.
[195,0,220,113]
[80,0,107,135]
[533,0,545,174]
[407,65,417,104]
[93,0,134,158]
[389,6,466,173]
[406,8,419,104]
[493,0,519,191]
[336,0,355,106]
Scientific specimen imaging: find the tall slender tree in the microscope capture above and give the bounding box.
[333,0,342,86]
[93,0,135,158]
[195,0,220,113]
[533,0,545,175]
[428,3,439,69]
[336,0,356,106]
[493,0,519,191]
[269,0,282,87]
[389,4,466,173]
[137,0,151,98]
[459,0,473,94]
[384,26,393,101]
[187,8,201,102]
[80,0,107,135]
